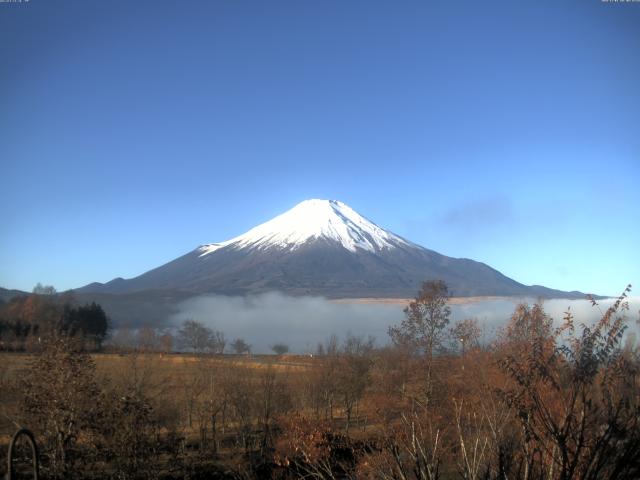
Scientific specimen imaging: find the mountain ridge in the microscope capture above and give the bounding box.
[77,199,590,300]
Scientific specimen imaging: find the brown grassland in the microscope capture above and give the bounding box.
[0,283,638,479]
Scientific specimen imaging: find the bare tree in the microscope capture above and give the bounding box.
[210,329,226,354]
[498,286,640,480]
[158,329,174,353]
[336,334,374,434]
[191,356,228,452]
[309,335,341,422]
[224,365,255,451]
[389,280,451,358]
[100,387,160,479]
[451,318,482,365]
[111,325,134,352]
[177,319,225,354]
[364,408,442,480]
[137,325,159,352]
[19,336,102,478]
[388,280,451,405]
[178,319,211,353]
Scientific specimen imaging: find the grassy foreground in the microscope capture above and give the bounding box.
[0,290,638,479]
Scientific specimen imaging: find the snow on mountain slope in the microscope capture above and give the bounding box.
[198,199,411,256]
[75,198,589,300]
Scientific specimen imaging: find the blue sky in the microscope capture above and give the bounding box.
[1,0,638,296]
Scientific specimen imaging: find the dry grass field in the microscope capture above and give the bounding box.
[0,288,638,479]
[0,351,314,439]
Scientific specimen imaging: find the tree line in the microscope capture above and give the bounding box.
[0,281,638,479]
[0,286,109,351]
[110,319,281,356]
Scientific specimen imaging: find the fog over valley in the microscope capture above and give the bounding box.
[167,292,640,354]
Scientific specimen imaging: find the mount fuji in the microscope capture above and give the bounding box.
[78,199,585,299]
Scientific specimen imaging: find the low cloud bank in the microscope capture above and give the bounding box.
[170,292,640,354]
[170,292,402,353]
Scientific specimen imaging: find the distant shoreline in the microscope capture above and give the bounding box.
[330,296,511,306]
[330,295,611,306]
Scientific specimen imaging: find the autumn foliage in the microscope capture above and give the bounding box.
[0,293,109,351]
[0,283,638,479]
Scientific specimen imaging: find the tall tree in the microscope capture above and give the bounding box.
[60,302,110,348]
[388,280,451,359]
[388,280,451,405]
[177,319,213,354]
[336,334,374,434]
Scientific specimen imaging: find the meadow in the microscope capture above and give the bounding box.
[0,284,639,479]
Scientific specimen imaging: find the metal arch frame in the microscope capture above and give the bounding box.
[5,428,39,480]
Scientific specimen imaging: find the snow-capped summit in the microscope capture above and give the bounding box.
[198,199,410,256]
[77,199,587,300]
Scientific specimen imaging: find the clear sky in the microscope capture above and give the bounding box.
[1,0,638,296]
